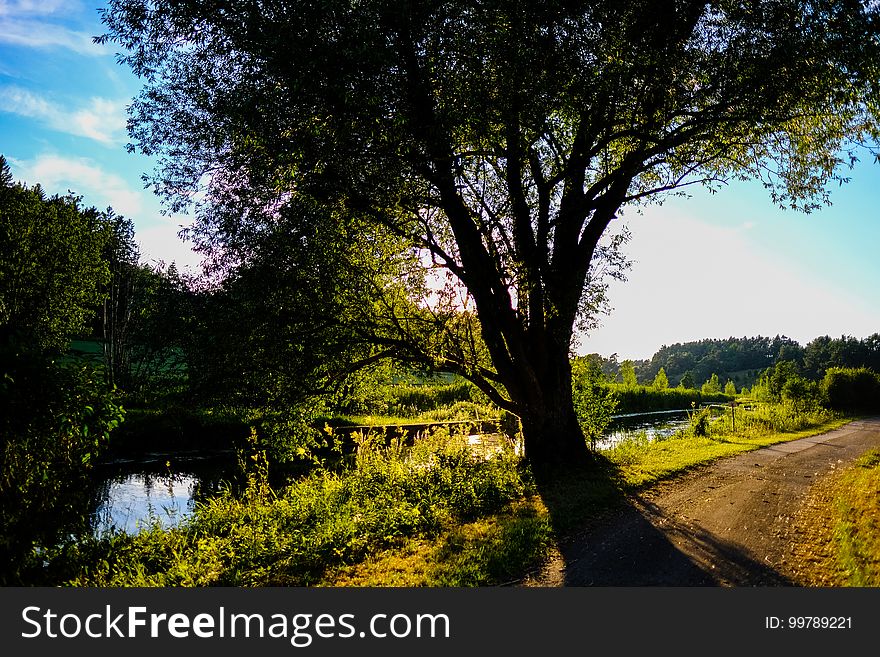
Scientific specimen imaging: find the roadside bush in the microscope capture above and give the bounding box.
[700,402,834,438]
[821,367,880,412]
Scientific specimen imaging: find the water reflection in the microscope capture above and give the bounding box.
[91,451,237,535]
[94,472,198,534]
[597,409,692,450]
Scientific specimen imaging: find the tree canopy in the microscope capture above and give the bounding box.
[181,197,424,411]
[0,156,110,353]
[99,1,880,467]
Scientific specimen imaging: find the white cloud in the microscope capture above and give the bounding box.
[0,17,110,56]
[0,86,126,145]
[0,2,110,56]
[9,153,203,272]
[0,0,79,16]
[11,153,143,216]
[579,207,880,360]
[71,97,128,144]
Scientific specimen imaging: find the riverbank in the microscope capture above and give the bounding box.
[42,404,852,587]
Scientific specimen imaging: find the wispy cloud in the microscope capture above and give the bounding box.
[0,0,80,16]
[0,1,112,57]
[0,17,110,56]
[0,85,126,145]
[10,153,144,217]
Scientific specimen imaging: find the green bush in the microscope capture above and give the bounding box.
[821,367,880,412]
[687,405,712,437]
[573,378,618,448]
[781,376,820,413]
[0,351,124,583]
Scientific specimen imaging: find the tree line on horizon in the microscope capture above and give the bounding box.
[582,334,880,392]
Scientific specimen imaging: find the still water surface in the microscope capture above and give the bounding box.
[598,408,692,449]
[92,451,236,535]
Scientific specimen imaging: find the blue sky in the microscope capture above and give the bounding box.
[584,159,880,360]
[0,1,200,270]
[2,1,879,361]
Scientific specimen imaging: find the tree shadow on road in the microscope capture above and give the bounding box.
[530,455,794,586]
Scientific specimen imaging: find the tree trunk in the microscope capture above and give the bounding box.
[513,335,591,469]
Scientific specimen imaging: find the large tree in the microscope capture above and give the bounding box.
[100,1,880,467]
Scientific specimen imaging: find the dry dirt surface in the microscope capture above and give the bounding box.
[524,417,880,586]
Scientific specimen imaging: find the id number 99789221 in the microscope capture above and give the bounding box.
[764,616,852,630]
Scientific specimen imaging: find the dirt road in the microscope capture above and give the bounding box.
[526,417,880,586]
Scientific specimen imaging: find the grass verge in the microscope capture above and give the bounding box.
[831,449,880,585]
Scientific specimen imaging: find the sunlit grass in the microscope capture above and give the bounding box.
[832,450,880,586]
[324,497,552,587]
[341,402,500,427]
[605,405,850,488]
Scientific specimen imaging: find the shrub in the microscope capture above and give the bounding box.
[573,378,618,449]
[687,405,712,437]
[821,367,880,412]
[0,351,124,583]
[781,376,820,413]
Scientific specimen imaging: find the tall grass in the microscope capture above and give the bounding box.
[55,429,531,586]
[606,383,732,413]
[387,381,477,415]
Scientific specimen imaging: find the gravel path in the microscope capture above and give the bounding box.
[524,417,880,586]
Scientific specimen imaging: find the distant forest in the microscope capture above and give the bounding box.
[587,334,880,389]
